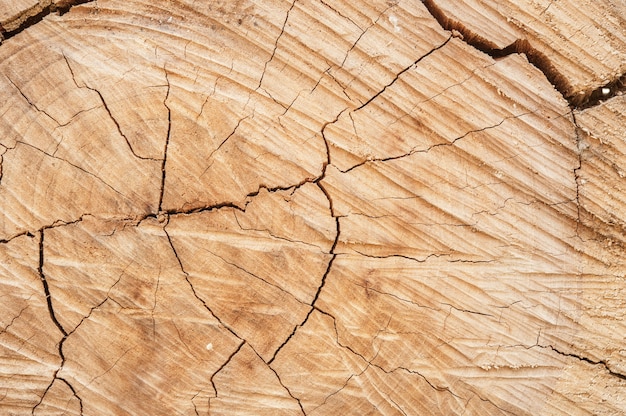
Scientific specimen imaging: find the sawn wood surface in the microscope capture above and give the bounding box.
[1,0,625,415]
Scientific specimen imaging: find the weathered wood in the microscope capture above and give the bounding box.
[1,0,625,415]
[422,0,626,105]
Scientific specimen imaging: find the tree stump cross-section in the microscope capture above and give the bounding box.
[1,0,626,415]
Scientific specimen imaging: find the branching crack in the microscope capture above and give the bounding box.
[90,88,157,161]
[255,349,306,415]
[341,111,531,173]
[163,219,243,343]
[315,309,465,409]
[57,377,84,414]
[62,52,157,160]
[266,110,344,364]
[266,214,339,365]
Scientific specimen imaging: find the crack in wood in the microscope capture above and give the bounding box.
[207,340,245,411]
[353,35,453,112]
[420,0,626,109]
[158,69,172,212]
[257,0,298,90]
[32,229,86,415]
[0,1,95,42]
[340,110,533,173]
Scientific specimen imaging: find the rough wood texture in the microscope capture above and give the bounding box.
[1,0,625,415]
[422,0,626,106]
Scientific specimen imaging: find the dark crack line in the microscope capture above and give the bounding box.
[232,211,325,251]
[258,0,297,89]
[440,303,495,318]
[0,305,28,336]
[199,115,251,179]
[353,35,452,112]
[317,309,466,408]
[267,210,340,365]
[57,377,84,415]
[7,76,63,125]
[33,229,85,416]
[420,0,626,109]
[0,230,35,245]
[2,179,325,243]
[542,344,626,381]
[208,340,245,407]
[16,140,125,197]
[341,111,532,173]
[62,52,158,161]
[158,69,173,212]
[388,395,409,416]
[202,247,308,306]
[1,1,95,42]
[266,111,344,365]
[472,393,518,416]
[253,349,306,415]
[570,110,583,237]
[352,249,443,264]
[190,391,201,416]
[38,230,67,337]
[339,4,394,68]
[319,1,363,31]
[90,88,158,161]
[308,309,373,412]
[85,346,135,387]
[163,219,244,343]
[352,282,438,311]
[312,365,369,413]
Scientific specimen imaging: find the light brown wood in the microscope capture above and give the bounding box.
[422,0,626,105]
[1,0,625,415]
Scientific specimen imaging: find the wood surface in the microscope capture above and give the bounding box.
[0,0,625,415]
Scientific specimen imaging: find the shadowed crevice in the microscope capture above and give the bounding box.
[0,1,95,43]
[420,0,626,109]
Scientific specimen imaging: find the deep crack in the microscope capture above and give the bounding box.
[1,1,95,43]
[420,0,626,108]
[158,69,173,212]
[543,344,626,381]
[33,229,85,415]
[37,230,67,337]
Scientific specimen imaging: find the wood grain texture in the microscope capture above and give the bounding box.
[0,0,625,415]
[423,0,626,105]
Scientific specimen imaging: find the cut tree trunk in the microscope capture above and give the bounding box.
[1,1,625,415]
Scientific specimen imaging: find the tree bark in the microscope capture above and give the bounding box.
[1,0,625,415]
